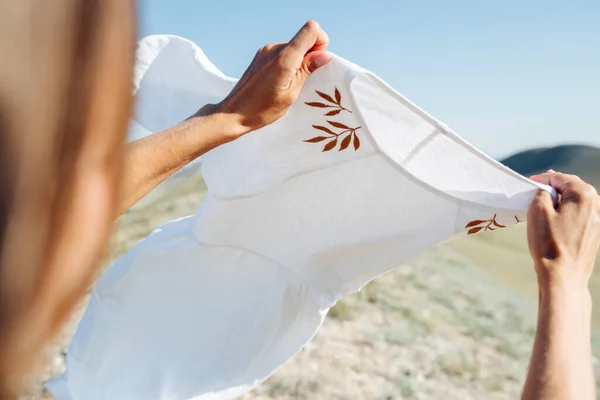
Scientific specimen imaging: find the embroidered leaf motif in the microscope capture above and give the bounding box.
[325,109,342,116]
[327,120,351,129]
[465,220,485,228]
[304,136,329,143]
[312,125,336,135]
[492,220,506,228]
[316,90,335,104]
[353,133,360,150]
[305,102,331,108]
[305,88,352,115]
[465,213,516,235]
[468,227,483,235]
[323,139,338,152]
[339,134,352,151]
[305,88,361,152]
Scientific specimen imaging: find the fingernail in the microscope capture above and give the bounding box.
[547,169,555,173]
[311,52,331,70]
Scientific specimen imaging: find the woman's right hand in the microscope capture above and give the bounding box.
[523,171,599,399]
[528,171,600,288]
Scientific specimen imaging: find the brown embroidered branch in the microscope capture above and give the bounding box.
[305,87,352,116]
[305,87,362,152]
[465,214,524,235]
[465,214,506,235]
[304,120,361,152]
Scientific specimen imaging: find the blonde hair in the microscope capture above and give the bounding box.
[0,0,135,397]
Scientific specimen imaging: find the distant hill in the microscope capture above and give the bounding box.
[501,144,600,189]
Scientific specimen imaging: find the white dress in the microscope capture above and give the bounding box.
[46,35,555,400]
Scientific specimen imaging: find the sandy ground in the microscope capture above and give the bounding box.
[19,171,600,399]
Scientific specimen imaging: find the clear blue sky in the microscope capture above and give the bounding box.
[137,0,599,158]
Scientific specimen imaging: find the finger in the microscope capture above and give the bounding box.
[529,172,570,194]
[301,50,332,75]
[528,169,555,181]
[287,20,329,57]
[530,172,588,203]
[528,188,556,216]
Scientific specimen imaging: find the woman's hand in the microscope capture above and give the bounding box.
[522,170,600,400]
[528,171,600,288]
[203,20,332,137]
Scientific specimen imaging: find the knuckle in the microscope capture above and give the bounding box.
[529,195,551,215]
[568,174,585,187]
[263,43,281,53]
[580,184,597,202]
[257,46,269,56]
[557,172,578,184]
[572,174,585,185]
[304,19,319,31]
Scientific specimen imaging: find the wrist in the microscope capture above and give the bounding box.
[536,259,589,288]
[537,263,591,304]
[191,103,248,142]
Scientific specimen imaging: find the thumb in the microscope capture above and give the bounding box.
[300,51,331,77]
[529,189,557,218]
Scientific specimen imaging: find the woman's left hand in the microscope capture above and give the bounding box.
[206,20,332,137]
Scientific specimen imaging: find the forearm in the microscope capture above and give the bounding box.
[522,273,594,400]
[118,105,244,214]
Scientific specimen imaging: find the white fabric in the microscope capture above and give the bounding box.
[47,35,555,400]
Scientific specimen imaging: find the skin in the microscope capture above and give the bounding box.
[119,20,332,213]
[523,170,600,400]
[0,1,136,396]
